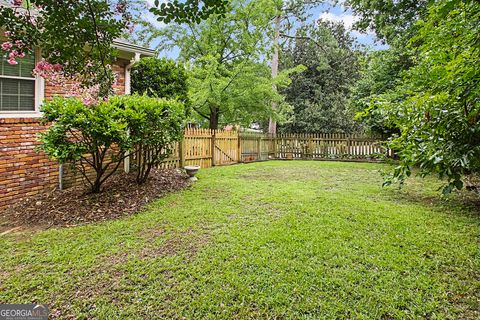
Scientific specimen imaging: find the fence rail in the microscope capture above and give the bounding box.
[130,129,391,171]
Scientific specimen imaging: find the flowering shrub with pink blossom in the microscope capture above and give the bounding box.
[31,59,118,105]
[0,0,131,99]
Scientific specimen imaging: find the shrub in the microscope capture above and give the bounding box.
[39,95,186,191]
[39,97,130,193]
[131,57,189,105]
[111,95,186,184]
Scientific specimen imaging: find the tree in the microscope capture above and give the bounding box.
[279,21,362,133]
[373,0,480,192]
[141,0,298,129]
[0,0,132,98]
[268,0,326,134]
[131,57,189,105]
[345,0,432,45]
[351,47,410,136]
[188,57,298,128]
[0,0,225,100]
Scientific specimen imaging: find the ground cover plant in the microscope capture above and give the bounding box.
[0,161,478,319]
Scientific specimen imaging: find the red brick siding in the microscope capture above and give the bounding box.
[0,118,58,208]
[0,61,127,209]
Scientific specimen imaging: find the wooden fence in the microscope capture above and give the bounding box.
[239,132,391,162]
[136,129,390,171]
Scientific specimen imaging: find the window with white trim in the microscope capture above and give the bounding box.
[0,49,36,112]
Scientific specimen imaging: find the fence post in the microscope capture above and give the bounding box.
[179,138,186,168]
[257,136,261,160]
[237,133,242,163]
[308,136,313,159]
[211,130,216,167]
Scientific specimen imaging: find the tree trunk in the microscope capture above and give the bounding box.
[268,15,281,135]
[91,172,102,193]
[209,107,219,130]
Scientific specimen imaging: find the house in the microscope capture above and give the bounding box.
[0,39,155,208]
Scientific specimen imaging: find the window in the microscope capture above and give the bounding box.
[0,50,36,112]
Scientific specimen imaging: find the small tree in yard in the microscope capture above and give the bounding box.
[112,95,186,184]
[39,97,131,193]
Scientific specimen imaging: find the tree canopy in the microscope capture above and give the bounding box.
[142,0,302,129]
[131,57,189,106]
[279,20,362,134]
[351,0,480,192]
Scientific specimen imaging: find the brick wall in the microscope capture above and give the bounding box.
[0,60,127,209]
[0,118,59,208]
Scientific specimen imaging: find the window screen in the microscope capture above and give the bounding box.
[0,50,36,112]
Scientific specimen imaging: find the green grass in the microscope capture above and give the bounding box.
[0,161,479,319]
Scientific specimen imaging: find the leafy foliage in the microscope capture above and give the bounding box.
[351,48,411,136]
[141,0,299,129]
[39,95,186,190]
[39,97,130,193]
[0,0,131,96]
[114,95,186,184]
[346,0,432,45]
[374,0,480,192]
[279,21,362,134]
[189,58,301,128]
[149,0,228,24]
[131,57,189,106]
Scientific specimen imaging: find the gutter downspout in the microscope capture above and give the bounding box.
[124,52,141,174]
[125,52,141,95]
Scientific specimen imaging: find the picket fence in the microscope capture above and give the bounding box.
[136,129,391,171]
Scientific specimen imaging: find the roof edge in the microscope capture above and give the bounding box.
[113,40,156,57]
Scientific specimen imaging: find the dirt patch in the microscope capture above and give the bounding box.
[0,169,190,232]
[102,227,211,266]
[140,228,211,259]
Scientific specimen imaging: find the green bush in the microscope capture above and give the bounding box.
[39,95,187,192]
[131,57,189,105]
[111,95,186,184]
[39,97,131,193]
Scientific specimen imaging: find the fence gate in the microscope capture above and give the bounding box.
[213,130,239,166]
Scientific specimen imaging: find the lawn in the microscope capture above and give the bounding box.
[0,161,479,319]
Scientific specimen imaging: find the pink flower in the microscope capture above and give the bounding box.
[7,58,18,65]
[12,0,22,6]
[9,50,19,59]
[1,42,13,51]
[4,31,12,37]
[14,40,24,48]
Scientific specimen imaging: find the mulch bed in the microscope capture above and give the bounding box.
[0,169,190,232]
